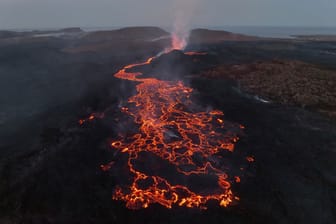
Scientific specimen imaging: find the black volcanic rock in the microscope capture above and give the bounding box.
[152,50,191,67]
[128,50,206,80]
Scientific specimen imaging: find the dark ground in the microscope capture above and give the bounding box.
[0,27,335,224]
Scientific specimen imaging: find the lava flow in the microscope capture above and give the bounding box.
[99,47,247,210]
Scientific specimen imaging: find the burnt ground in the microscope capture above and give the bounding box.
[0,28,336,224]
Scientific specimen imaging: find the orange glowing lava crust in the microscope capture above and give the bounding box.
[95,49,252,210]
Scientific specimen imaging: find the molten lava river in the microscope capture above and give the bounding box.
[82,49,252,210]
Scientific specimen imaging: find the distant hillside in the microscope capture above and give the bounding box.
[59,27,83,33]
[82,27,169,42]
[64,27,170,53]
[0,27,83,40]
[189,29,260,44]
[294,35,336,41]
[0,31,23,39]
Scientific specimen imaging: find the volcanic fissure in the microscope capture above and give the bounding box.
[81,40,252,209]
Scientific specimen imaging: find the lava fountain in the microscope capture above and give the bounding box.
[171,32,188,51]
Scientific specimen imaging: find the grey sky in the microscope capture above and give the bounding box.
[0,0,336,29]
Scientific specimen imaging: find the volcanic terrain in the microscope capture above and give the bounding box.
[0,27,335,224]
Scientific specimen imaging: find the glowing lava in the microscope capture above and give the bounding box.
[96,47,249,210]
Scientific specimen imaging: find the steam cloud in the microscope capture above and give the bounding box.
[171,0,201,50]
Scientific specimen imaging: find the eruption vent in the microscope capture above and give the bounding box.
[171,32,188,50]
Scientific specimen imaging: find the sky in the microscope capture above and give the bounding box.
[0,0,336,29]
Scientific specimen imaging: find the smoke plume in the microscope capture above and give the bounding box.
[171,0,201,50]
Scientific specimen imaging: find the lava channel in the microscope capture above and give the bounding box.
[99,50,247,210]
